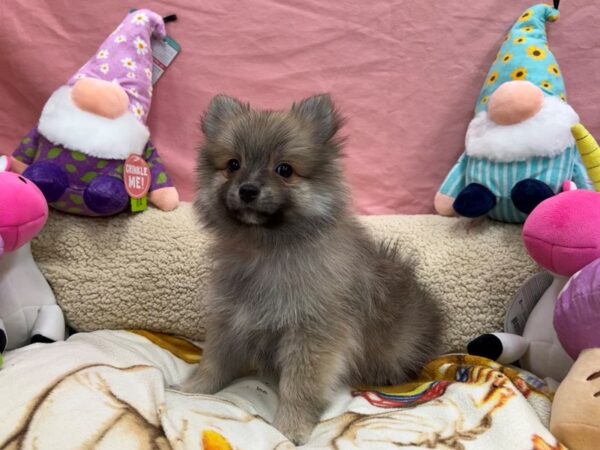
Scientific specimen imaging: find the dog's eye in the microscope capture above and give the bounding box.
[275,163,293,178]
[227,159,241,173]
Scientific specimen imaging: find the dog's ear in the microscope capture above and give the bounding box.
[291,94,342,145]
[201,95,249,140]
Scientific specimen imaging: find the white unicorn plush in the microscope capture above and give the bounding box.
[0,155,65,354]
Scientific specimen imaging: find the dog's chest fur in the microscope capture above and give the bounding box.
[213,242,350,332]
[209,242,345,375]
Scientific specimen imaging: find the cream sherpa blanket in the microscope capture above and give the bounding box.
[0,330,563,450]
[31,204,538,352]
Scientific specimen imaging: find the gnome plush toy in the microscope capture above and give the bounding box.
[10,9,179,216]
[435,4,590,223]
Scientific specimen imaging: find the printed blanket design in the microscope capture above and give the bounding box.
[0,331,564,449]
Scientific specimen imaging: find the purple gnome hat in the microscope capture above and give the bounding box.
[68,9,166,123]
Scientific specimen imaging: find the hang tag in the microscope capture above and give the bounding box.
[504,272,553,335]
[129,8,181,85]
[130,197,148,212]
[124,154,151,213]
[151,36,181,85]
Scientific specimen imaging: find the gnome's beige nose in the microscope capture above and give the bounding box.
[71,78,130,119]
[488,80,543,126]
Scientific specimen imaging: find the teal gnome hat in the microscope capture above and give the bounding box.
[475,3,566,114]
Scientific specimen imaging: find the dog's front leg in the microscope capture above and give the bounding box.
[180,322,245,395]
[273,328,348,446]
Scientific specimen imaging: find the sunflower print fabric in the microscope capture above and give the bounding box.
[475,4,564,113]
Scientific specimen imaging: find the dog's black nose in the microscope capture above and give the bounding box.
[239,183,260,203]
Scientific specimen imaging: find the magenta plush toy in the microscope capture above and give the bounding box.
[0,156,65,353]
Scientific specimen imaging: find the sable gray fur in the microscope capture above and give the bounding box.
[183,94,441,445]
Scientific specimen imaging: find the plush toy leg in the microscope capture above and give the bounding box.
[510,179,554,214]
[23,161,69,203]
[83,175,129,215]
[149,186,179,211]
[452,183,497,218]
[0,243,61,350]
[467,332,529,365]
[0,319,6,353]
[30,305,66,344]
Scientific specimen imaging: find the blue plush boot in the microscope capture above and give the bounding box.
[453,183,497,218]
[511,179,554,214]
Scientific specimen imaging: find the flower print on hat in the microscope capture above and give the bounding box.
[66,9,167,125]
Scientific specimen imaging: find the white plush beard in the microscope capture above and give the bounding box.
[38,85,149,159]
[465,95,579,162]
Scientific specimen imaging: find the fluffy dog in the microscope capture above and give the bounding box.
[184,94,441,445]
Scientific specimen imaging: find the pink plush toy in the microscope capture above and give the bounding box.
[468,185,600,386]
[524,189,600,277]
[0,157,48,252]
[0,155,65,353]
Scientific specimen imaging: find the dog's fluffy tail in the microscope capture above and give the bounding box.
[377,238,418,276]
[378,238,400,261]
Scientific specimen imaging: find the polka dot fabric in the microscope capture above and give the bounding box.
[475,4,565,114]
[12,128,173,216]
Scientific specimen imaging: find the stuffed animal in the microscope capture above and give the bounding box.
[550,259,600,450]
[550,253,600,450]
[0,156,66,353]
[10,9,179,217]
[468,124,600,387]
[434,4,590,223]
[468,185,600,386]
[548,126,600,450]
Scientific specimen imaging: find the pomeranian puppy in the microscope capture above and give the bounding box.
[184,94,441,445]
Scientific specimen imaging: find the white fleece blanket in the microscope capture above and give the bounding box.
[0,330,565,449]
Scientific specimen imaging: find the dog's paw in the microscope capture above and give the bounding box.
[177,375,221,395]
[273,412,315,446]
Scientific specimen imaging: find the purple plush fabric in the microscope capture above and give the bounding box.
[14,127,172,216]
[555,257,600,359]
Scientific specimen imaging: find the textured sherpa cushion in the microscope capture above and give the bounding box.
[31,204,538,352]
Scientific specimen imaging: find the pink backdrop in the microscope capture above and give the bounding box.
[1,0,599,214]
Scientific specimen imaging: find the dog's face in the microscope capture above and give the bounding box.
[196,94,347,231]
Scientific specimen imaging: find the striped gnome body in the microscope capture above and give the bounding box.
[435,4,590,223]
[443,132,588,224]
